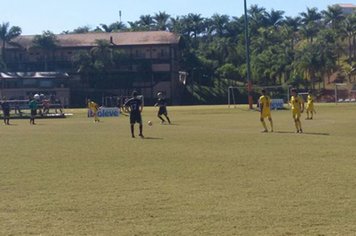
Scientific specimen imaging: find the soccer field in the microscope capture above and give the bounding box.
[1,104,356,235]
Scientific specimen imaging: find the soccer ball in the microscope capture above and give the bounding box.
[148,121,153,126]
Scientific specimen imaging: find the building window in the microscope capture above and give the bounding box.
[23,79,37,88]
[39,80,54,88]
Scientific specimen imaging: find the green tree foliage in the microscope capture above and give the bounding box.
[99,22,127,32]
[31,31,58,71]
[0,22,22,66]
[73,39,125,87]
[5,3,353,94]
[153,11,171,31]
[71,26,92,34]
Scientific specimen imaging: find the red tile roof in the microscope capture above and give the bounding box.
[337,3,356,8]
[7,31,181,49]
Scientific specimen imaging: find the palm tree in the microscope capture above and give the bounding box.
[168,16,183,34]
[139,15,154,31]
[31,31,58,71]
[186,13,205,39]
[74,39,117,88]
[100,22,127,32]
[294,42,325,89]
[207,14,230,37]
[211,37,235,64]
[300,7,322,24]
[71,26,91,34]
[282,16,301,50]
[264,9,285,27]
[299,7,322,43]
[248,5,267,32]
[0,22,22,64]
[226,16,244,39]
[317,29,338,86]
[90,39,112,66]
[153,11,170,31]
[322,5,344,30]
[340,14,356,62]
[127,21,141,32]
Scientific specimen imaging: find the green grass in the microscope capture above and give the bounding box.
[1,104,356,235]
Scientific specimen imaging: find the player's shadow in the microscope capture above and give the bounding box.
[302,132,330,136]
[274,131,330,136]
[143,136,164,140]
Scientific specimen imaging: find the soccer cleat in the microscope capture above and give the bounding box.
[299,129,303,133]
[139,134,144,138]
[261,129,268,133]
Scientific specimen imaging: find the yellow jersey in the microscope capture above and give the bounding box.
[290,95,303,112]
[88,101,99,112]
[259,95,271,112]
[306,95,314,111]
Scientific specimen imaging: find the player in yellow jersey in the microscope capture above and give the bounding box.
[289,88,304,133]
[87,99,100,122]
[306,90,316,120]
[258,89,273,132]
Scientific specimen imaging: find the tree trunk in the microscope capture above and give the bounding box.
[1,41,6,62]
[348,36,352,63]
[353,34,356,61]
[44,54,48,71]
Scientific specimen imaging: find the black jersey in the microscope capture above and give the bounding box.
[1,101,10,112]
[156,98,167,107]
[125,97,142,113]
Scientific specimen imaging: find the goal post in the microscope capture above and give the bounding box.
[334,83,348,104]
[228,85,291,108]
[101,95,145,107]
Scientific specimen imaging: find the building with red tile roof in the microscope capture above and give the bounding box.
[336,3,356,15]
[2,31,183,106]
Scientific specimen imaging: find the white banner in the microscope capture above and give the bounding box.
[271,99,284,109]
[88,107,120,117]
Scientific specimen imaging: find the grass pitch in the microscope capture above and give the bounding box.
[1,104,356,235]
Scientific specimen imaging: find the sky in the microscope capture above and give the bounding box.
[0,0,351,35]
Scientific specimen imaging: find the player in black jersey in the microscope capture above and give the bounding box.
[124,91,144,138]
[1,97,11,125]
[154,92,171,124]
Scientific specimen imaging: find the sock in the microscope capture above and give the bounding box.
[261,120,267,130]
[130,125,134,136]
[269,120,273,131]
[298,121,302,131]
